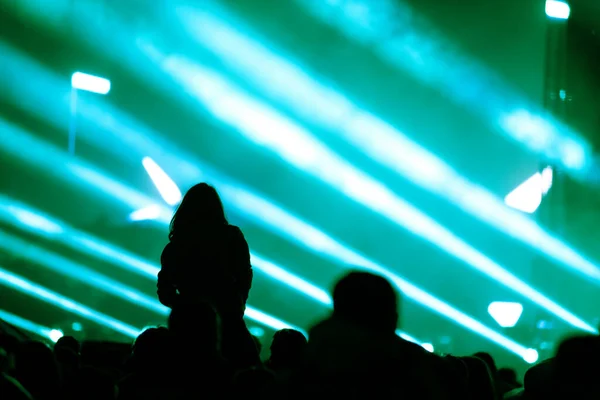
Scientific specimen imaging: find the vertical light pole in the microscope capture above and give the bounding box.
[531,0,571,361]
[69,72,111,155]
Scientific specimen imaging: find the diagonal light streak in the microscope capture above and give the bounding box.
[142,156,182,206]
[0,309,61,342]
[149,53,595,334]
[0,194,434,349]
[176,9,600,286]
[0,267,140,338]
[0,116,542,361]
[295,0,594,175]
[0,229,170,316]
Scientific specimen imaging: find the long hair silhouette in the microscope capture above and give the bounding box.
[169,183,227,241]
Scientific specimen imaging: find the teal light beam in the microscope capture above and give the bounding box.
[295,0,593,174]
[0,195,433,347]
[0,267,140,338]
[150,53,595,334]
[0,194,304,334]
[0,229,170,316]
[0,118,540,361]
[176,9,600,285]
[0,309,61,343]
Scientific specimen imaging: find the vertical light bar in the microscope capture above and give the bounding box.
[71,72,111,94]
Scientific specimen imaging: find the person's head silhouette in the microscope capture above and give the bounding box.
[332,271,399,334]
[269,329,307,370]
[169,183,227,240]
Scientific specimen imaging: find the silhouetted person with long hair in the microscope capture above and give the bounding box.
[158,183,259,368]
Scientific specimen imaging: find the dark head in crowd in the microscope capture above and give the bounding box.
[168,182,228,241]
[267,329,307,372]
[332,271,398,333]
[54,336,80,355]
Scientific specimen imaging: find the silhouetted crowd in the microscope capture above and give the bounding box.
[1,183,598,399]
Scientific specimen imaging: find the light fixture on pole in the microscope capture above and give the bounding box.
[69,72,111,155]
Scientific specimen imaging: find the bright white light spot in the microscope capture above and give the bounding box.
[523,348,539,364]
[71,72,111,94]
[561,140,586,169]
[71,322,83,332]
[545,0,570,20]
[129,204,162,221]
[504,173,543,214]
[49,329,64,343]
[488,301,523,328]
[541,167,553,194]
[7,206,63,234]
[249,326,265,337]
[141,157,182,206]
[421,342,434,353]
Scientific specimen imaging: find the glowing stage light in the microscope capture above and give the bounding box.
[504,173,545,214]
[249,326,265,337]
[155,57,595,334]
[129,204,163,222]
[0,309,62,342]
[142,157,182,206]
[504,167,554,214]
[545,0,571,19]
[49,329,65,342]
[523,348,539,364]
[177,10,600,288]
[71,322,83,332]
[488,302,524,328]
[71,72,111,95]
[0,119,547,359]
[421,343,434,353]
[0,267,140,338]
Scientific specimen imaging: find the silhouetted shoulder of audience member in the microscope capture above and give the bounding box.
[460,356,497,400]
[72,366,117,400]
[158,183,259,369]
[474,352,497,375]
[0,372,33,400]
[522,358,554,399]
[297,271,457,399]
[498,366,521,396]
[474,351,515,397]
[252,334,262,356]
[13,340,61,400]
[232,367,276,398]
[553,335,600,399]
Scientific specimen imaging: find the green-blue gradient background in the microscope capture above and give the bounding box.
[1,0,599,376]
